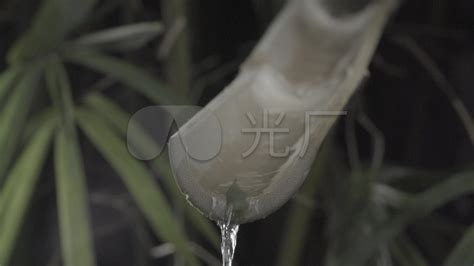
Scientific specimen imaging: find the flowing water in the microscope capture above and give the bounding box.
[218,207,240,266]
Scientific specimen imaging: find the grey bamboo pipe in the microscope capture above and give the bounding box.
[168,0,398,224]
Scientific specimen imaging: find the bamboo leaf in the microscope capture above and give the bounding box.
[75,22,164,51]
[443,224,474,266]
[54,127,97,266]
[329,171,474,266]
[45,58,75,124]
[47,59,97,266]
[22,108,55,143]
[391,234,428,266]
[0,67,20,106]
[67,50,186,104]
[7,0,97,63]
[276,141,331,266]
[0,68,41,179]
[153,156,221,248]
[0,109,55,221]
[160,0,191,97]
[83,92,220,247]
[0,118,55,266]
[76,108,199,266]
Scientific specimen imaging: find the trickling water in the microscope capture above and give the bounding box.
[218,208,240,266]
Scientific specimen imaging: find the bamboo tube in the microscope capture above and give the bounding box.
[169,0,399,224]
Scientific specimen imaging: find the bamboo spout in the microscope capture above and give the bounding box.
[169,0,398,223]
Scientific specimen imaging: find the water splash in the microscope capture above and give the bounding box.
[218,207,240,266]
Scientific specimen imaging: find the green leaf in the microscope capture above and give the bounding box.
[377,165,447,192]
[0,117,55,266]
[153,155,221,248]
[83,92,220,248]
[76,108,199,266]
[0,67,20,106]
[47,59,97,266]
[393,171,474,226]
[444,224,474,266]
[67,50,187,104]
[276,140,331,266]
[22,108,55,145]
[329,171,474,266]
[75,22,164,51]
[54,127,97,266]
[0,67,41,179]
[82,92,137,130]
[7,0,97,63]
[45,58,75,124]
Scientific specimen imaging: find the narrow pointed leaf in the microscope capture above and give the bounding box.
[67,50,186,104]
[47,59,97,266]
[391,234,428,266]
[76,108,199,266]
[153,156,221,248]
[0,67,20,106]
[45,59,75,124]
[0,109,54,220]
[0,118,55,266]
[76,22,163,51]
[8,0,96,62]
[332,171,474,266]
[23,108,55,143]
[54,128,97,266]
[83,92,219,247]
[0,68,41,179]
[276,141,331,266]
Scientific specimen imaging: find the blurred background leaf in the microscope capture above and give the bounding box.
[0,117,55,266]
[0,68,41,179]
[7,0,96,63]
[76,108,199,266]
[66,50,182,104]
[47,59,97,266]
[83,92,220,248]
[75,22,164,51]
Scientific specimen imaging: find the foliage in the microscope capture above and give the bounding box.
[0,0,214,265]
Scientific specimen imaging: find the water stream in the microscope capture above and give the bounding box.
[217,207,240,266]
